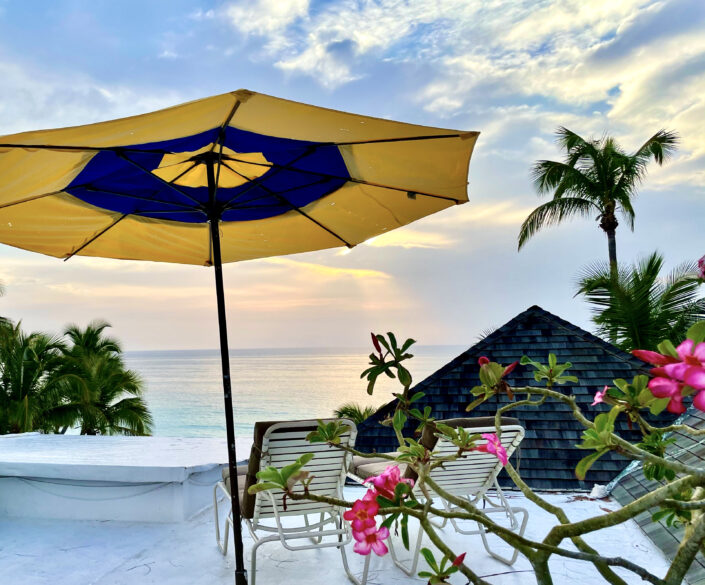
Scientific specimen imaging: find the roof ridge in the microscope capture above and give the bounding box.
[526,305,649,371]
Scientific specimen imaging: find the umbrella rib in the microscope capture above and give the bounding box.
[219,162,352,247]
[212,98,242,153]
[80,186,202,212]
[114,152,206,208]
[0,189,66,210]
[223,155,462,203]
[63,213,129,261]
[218,148,318,209]
[326,132,476,146]
[163,159,200,185]
[0,143,177,154]
[219,162,331,208]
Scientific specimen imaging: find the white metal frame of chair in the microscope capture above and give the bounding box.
[213,419,370,585]
[381,424,528,575]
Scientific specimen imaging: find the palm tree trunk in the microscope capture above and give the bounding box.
[600,207,619,344]
[607,228,617,276]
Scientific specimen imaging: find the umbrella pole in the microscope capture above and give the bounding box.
[208,173,248,583]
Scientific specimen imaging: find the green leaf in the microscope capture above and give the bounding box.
[401,338,416,353]
[420,548,439,572]
[687,321,705,345]
[394,481,412,499]
[649,397,671,415]
[247,481,282,494]
[397,365,412,387]
[393,410,407,432]
[380,514,398,529]
[409,391,425,403]
[657,339,679,359]
[613,378,629,392]
[401,515,409,550]
[375,334,391,352]
[575,449,608,480]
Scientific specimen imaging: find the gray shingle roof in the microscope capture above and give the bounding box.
[611,407,705,585]
[356,305,675,490]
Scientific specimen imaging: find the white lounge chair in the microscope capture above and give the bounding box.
[214,418,369,585]
[350,416,528,574]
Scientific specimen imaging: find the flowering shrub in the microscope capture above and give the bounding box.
[251,324,705,585]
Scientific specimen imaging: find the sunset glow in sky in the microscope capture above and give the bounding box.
[0,0,703,350]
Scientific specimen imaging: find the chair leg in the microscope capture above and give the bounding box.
[478,507,529,566]
[387,518,424,576]
[335,513,370,585]
[250,536,266,585]
[214,483,230,555]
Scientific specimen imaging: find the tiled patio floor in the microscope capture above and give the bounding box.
[0,487,671,585]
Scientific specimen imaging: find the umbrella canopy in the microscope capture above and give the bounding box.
[0,90,479,584]
[0,90,477,264]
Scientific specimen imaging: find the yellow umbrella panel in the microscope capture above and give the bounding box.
[0,90,477,264]
[0,90,479,584]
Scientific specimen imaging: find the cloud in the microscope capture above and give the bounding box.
[260,257,390,280]
[225,0,309,43]
[363,228,456,249]
[0,56,184,136]
[219,0,703,187]
[423,201,535,229]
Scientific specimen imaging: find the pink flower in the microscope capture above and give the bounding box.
[368,465,414,500]
[371,332,382,357]
[452,552,467,567]
[647,377,686,414]
[698,255,705,280]
[343,490,378,532]
[478,356,490,366]
[352,525,390,556]
[474,433,508,466]
[592,386,609,406]
[503,361,519,376]
[633,340,705,412]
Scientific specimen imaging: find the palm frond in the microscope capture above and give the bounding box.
[333,402,377,425]
[633,129,680,165]
[518,197,599,250]
[576,251,704,351]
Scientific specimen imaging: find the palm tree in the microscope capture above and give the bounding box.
[0,323,66,434]
[575,252,705,352]
[57,353,152,435]
[518,127,679,272]
[57,321,153,435]
[334,402,377,425]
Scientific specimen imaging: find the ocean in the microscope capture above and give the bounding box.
[124,345,466,439]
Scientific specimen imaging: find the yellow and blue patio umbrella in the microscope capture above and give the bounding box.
[0,89,478,583]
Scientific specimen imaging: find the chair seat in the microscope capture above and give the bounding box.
[219,468,252,520]
[353,455,407,480]
[221,464,249,482]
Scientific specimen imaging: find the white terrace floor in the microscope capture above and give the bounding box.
[0,487,671,585]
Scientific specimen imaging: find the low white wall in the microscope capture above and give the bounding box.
[0,433,234,522]
[0,465,225,522]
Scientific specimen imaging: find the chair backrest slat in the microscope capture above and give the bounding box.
[252,419,356,522]
[417,424,524,499]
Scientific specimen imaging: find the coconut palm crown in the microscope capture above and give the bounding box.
[518,127,679,270]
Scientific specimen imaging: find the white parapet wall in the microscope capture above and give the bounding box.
[0,433,241,523]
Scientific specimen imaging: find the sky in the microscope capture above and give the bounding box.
[0,0,703,351]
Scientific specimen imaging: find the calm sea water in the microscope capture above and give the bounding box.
[123,346,465,439]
